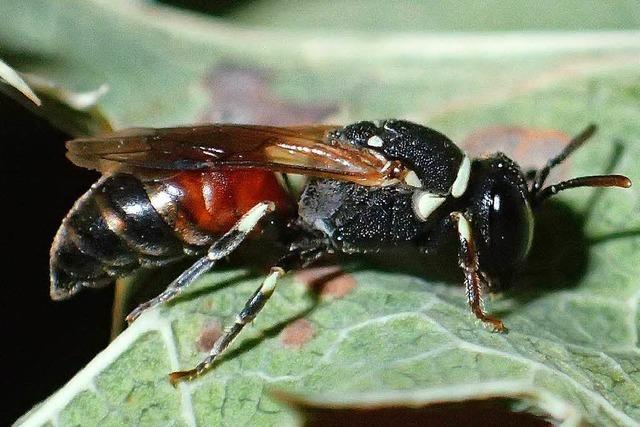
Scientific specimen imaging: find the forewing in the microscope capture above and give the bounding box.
[66,124,398,185]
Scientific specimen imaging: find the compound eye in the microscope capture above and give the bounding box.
[489,183,534,267]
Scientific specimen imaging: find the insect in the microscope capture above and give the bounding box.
[50,120,631,383]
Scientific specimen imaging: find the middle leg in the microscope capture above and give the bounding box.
[126,201,276,323]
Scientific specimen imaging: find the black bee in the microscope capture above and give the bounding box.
[51,120,631,383]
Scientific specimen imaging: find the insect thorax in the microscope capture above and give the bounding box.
[298,120,470,253]
[298,179,430,253]
[332,120,464,193]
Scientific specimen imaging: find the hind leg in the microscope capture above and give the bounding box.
[169,245,325,384]
[126,201,276,323]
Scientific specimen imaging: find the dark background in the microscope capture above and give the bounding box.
[0,4,244,424]
[1,96,113,425]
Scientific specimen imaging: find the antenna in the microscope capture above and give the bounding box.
[530,124,631,205]
[535,175,631,203]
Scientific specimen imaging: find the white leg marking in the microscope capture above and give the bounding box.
[237,201,275,233]
[451,155,471,198]
[262,267,284,294]
[412,191,447,221]
[455,212,473,242]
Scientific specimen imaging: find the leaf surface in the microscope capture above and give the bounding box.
[4,1,640,425]
[0,58,41,105]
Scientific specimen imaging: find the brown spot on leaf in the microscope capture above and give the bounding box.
[196,319,222,353]
[280,318,316,349]
[295,265,356,300]
[200,65,339,125]
[463,126,572,183]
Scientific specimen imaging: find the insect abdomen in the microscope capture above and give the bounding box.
[50,174,187,299]
[50,170,292,299]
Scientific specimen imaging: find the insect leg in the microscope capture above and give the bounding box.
[169,246,325,384]
[450,212,505,332]
[126,201,276,323]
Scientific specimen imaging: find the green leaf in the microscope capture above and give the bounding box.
[6,1,640,425]
[19,76,114,136]
[224,0,640,32]
[0,59,112,136]
[0,58,41,105]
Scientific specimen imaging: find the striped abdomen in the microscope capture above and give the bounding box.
[50,170,292,299]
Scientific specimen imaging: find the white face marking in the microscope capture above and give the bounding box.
[451,155,471,198]
[237,202,274,233]
[367,135,384,147]
[456,213,473,242]
[412,191,446,221]
[403,170,422,188]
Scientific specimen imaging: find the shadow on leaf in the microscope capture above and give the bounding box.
[272,392,553,427]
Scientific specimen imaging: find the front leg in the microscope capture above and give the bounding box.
[450,212,505,332]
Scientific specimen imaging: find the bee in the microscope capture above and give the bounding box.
[50,120,631,383]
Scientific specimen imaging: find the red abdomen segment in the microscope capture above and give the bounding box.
[145,169,294,247]
[50,169,293,299]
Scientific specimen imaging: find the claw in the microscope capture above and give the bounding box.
[126,303,148,324]
[471,305,506,333]
[480,315,506,333]
[169,368,198,386]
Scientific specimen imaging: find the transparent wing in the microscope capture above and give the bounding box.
[66,124,402,185]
